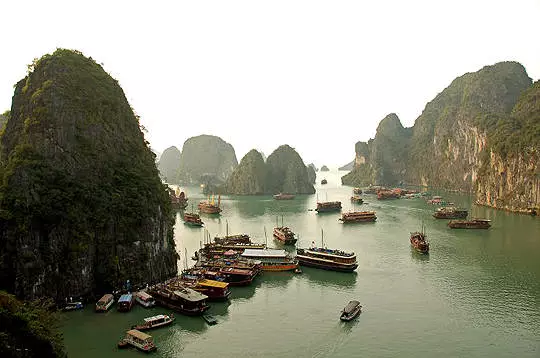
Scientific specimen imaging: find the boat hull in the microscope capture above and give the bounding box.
[340,307,361,321]
[297,259,358,272]
[260,263,298,271]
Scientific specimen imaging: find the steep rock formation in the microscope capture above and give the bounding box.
[177,134,237,185]
[224,149,267,195]
[306,163,317,184]
[475,80,540,212]
[0,49,177,301]
[266,145,315,194]
[320,165,329,171]
[338,160,355,171]
[157,146,181,183]
[0,110,9,131]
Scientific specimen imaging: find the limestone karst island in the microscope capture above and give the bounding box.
[0,48,538,358]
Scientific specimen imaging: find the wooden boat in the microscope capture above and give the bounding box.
[95,293,114,312]
[117,329,156,352]
[273,226,297,245]
[350,195,363,204]
[178,274,231,301]
[296,229,357,272]
[448,219,491,229]
[131,314,175,331]
[273,193,295,200]
[433,206,468,219]
[147,284,210,316]
[339,211,376,223]
[377,189,400,200]
[315,201,342,213]
[135,291,156,308]
[353,188,362,195]
[203,314,218,325]
[198,194,222,214]
[241,248,298,271]
[117,293,134,312]
[169,187,188,210]
[201,266,259,286]
[62,301,83,311]
[340,300,362,321]
[321,179,328,185]
[410,229,429,254]
[184,212,204,227]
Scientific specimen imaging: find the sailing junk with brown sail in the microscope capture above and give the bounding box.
[198,194,222,214]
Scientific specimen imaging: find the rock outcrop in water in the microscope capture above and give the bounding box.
[320,165,329,171]
[177,134,237,185]
[0,49,178,301]
[157,145,181,182]
[223,145,315,195]
[306,163,317,184]
[342,61,538,212]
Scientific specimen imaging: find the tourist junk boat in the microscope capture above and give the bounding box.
[448,219,491,229]
[184,212,204,227]
[241,248,299,271]
[95,293,114,312]
[353,188,362,195]
[315,201,342,213]
[350,195,363,204]
[135,291,156,308]
[117,293,134,312]
[178,273,231,301]
[131,314,175,331]
[340,300,362,321]
[273,193,295,200]
[296,229,358,272]
[273,226,297,245]
[339,211,377,223]
[148,284,210,316]
[410,225,429,254]
[433,206,468,219]
[321,179,328,185]
[198,194,222,214]
[118,329,156,352]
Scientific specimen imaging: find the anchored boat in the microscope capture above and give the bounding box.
[339,211,376,223]
[117,329,156,352]
[131,314,175,331]
[448,219,491,229]
[241,248,298,271]
[410,224,429,254]
[296,229,358,272]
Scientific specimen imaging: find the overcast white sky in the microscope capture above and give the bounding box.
[1,0,539,167]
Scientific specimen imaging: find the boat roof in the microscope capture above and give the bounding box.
[126,329,152,341]
[118,294,133,302]
[136,291,153,299]
[144,315,168,322]
[304,248,355,258]
[198,279,229,288]
[343,300,361,313]
[98,293,113,302]
[241,249,288,258]
[174,288,208,302]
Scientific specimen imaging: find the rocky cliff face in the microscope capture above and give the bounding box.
[157,146,181,183]
[177,134,237,185]
[266,145,315,194]
[306,164,317,184]
[0,49,177,301]
[341,62,538,212]
[224,149,267,195]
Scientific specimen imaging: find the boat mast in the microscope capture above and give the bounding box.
[264,226,268,247]
[281,215,284,227]
[321,228,324,248]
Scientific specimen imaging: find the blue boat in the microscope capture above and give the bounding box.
[118,293,134,312]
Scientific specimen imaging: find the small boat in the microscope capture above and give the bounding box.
[117,329,156,352]
[95,293,114,312]
[432,206,468,219]
[273,193,295,200]
[448,219,491,229]
[353,188,362,195]
[273,224,297,245]
[169,187,188,210]
[131,314,175,331]
[410,225,429,254]
[340,300,362,321]
[135,291,156,308]
[117,293,134,312]
[62,301,83,311]
[350,195,363,204]
[321,179,328,185]
[184,212,204,227]
[203,314,218,325]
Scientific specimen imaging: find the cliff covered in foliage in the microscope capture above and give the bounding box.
[177,134,237,185]
[157,145,181,183]
[342,62,538,212]
[224,145,315,195]
[0,49,178,301]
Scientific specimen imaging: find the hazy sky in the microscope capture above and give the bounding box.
[1,1,539,167]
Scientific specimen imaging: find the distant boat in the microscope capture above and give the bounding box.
[273,193,295,200]
[321,179,328,185]
[350,195,364,204]
[410,224,429,254]
[184,212,204,227]
[432,206,468,219]
[117,293,134,312]
[273,217,297,245]
[353,188,362,195]
[134,291,156,308]
[448,219,491,229]
[340,300,362,321]
[241,248,298,271]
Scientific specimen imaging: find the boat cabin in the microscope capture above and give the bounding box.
[135,291,156,308]
[95,294,114,312]
[118,293,134,312]
[122,329,156,352]
[340,300,362,321]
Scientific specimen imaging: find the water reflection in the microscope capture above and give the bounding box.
[301,267,358,288]
[410,249,430,263]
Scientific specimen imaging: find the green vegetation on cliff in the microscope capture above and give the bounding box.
[224,145,315,195]
[0,291,65,357]
[177,134,237,185]
[224,150,267,194]
[0,49,177,300]
[306,164,316,184]
[157,146,181,182]
[0,110,9,132]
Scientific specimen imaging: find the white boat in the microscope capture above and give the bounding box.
[135,291,156,308]
[63,301,83,311]
[132,314,175,331]
[117,329,156,352]
[95,294,114,312]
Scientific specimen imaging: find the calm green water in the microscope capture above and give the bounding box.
[62,171,540,357]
